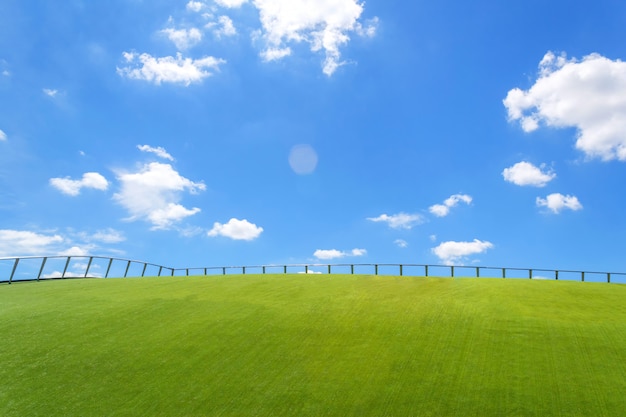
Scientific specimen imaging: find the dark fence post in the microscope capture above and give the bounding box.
[502,268,506,279]
[62,257,72,278]
[328,265,331,274]
[85,257,94,278]
[476,267,480,278]
[451,266,454,277]
[608,273,611,283]
[124,260,131,278]
[106,258,113,278]
[37,257,48,281]
[581,271,585,282]
[555,270,559,281]
[375,264,378,275]
[529,269,532,279]
[141,263,147,277]
[400,265,403,276]
[425,265,429,277]
[9,258,19,284]
[351,265,354,274]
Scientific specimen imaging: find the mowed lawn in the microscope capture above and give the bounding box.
[1,275,626,416]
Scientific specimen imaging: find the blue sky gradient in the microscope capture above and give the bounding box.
[2,0,626,272]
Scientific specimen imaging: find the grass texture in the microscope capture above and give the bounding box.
[1,275,626,416]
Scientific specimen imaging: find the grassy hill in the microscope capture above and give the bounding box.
[1,275,626,416]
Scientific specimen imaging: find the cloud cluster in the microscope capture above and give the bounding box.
[113,162,205,230]
[49,172,109,196]
[161,27,203,50]
[117,52,225,86]
[313,248,366,260]
[429,194,472,217]
[432,239,494,265]
[208,218,264,240]
[249,0,377,75]
[0,129,6,141]
[504,51,626,161]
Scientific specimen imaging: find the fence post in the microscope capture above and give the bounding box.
[141,263,148,277]
[305,265,309,274]
[328,265,331,274]
[158,266,163,277]
[284,265,287,274]
[400,265,403,276]
[529,269,532,279]
[476,267,480,278]
[37,257,48,281]
[425,265,429,277]
[608,273,611,283]
[105,258,114,278]
[502,268,506,279]
[62,257,72,279]
[85,257,94,278]
[451,266,454,277]
[555,270,559,281]
[9,258,19,284]
[262,266,266,274]
[124,260,131,278]
[375,264,378,275]
[581,271,585,282]
[351,265,354,274]
[242,267,246,275]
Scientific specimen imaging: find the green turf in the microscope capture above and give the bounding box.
[1,275,626,416]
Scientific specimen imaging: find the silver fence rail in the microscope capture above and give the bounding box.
[1,255,626,284]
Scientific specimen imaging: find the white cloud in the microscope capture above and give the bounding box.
[0,230,64,257]
[536,193,583,214]
[50,172,109,196]
[504,51,626,161]
[502,161,556,187]
[187,1,204,12]
[207,218,263,240]
[114,162,205,229]
[43,88,58,97]
[215,0,248,8]
[161,27,203,50]
[252,0,377,76]
[313,248,366,260]
[394,239,408,248]
[137,144,174,161]
[367,212,424,230]
[117,52,225,86]
[89,229,126,244]
[213,16,237,37]
[0,129,6,141]
[432,239,494,265]
[429,194,472,217]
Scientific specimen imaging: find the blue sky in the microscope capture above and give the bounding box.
[2,0,626,272]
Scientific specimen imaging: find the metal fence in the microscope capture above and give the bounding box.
[1,255,626,284]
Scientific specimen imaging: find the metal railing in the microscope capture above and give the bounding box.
[1,255,626,284]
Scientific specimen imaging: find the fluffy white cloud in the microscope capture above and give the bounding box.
[429,194,472,217]
[50,172,109,196]
[0,230,64,257]
[313,248,367,260]
[367,212,424,230]
[502,161,556,187]
[251,0,377,75]
[210,16,237,37]
[432,239,493,265]
[0,129,6,141]
[161,27,203,50]
[117,52,225,86]
[536,193,583,213]
[187,1,204,12]
[504,51,626,161]
[207,218,263,240]
[137,144,174,161]
[114,162,205,229]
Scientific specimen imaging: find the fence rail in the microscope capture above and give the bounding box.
[1,255,626,285]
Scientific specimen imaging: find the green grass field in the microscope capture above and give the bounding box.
[2,275,626,416]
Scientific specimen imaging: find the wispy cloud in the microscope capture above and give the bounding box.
[117,52,225,86]
[367,213,424,230]
[161,27,203,50]
[502,161,556,187]
[504,51,626,161]
[137,144,174,161]
[49,172,109,196]
[536,193,583,213]
[0,129,6,141]
[43,88,58,97]
[313,248,366,260]
[429,194,472,217]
